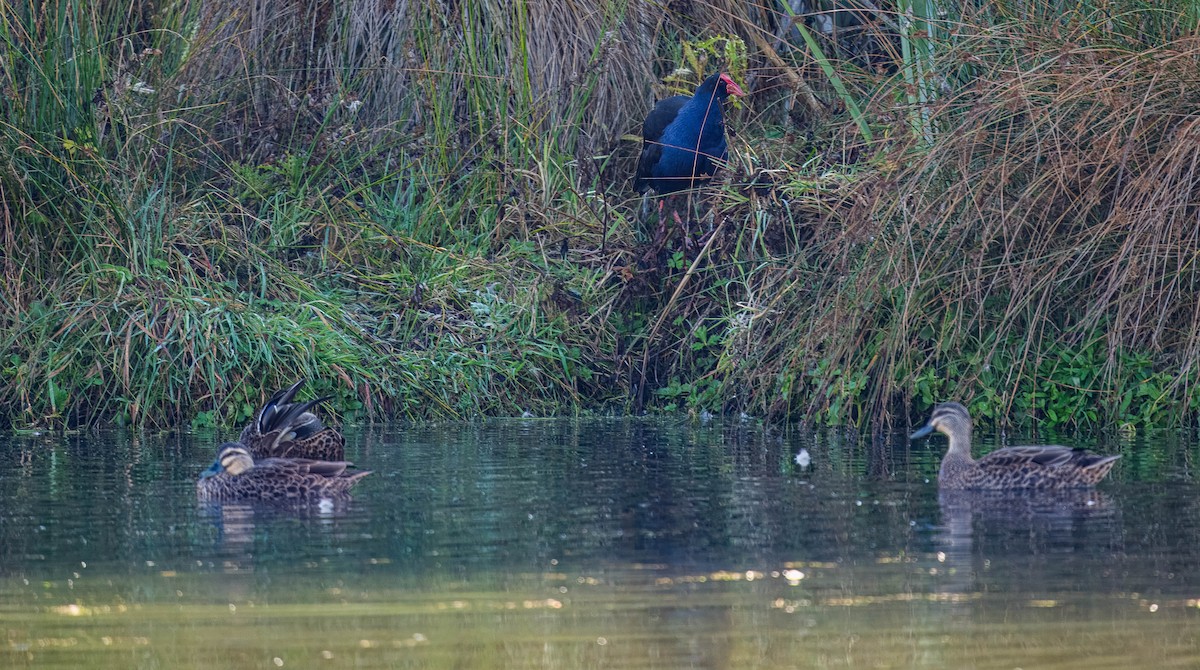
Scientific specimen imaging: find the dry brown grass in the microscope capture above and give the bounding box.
[723,20,1200,426]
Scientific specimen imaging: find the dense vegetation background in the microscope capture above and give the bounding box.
[4,0,1200,430]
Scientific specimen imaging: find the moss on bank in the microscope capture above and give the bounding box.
[3,1,1200,430]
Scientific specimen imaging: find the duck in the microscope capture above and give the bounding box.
[239,379,345,461]
[197,443,371,501]
[910,402,1121,490]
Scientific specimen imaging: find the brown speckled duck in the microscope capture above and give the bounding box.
[197,443,370,501]
[240,379,345,461]
[910,402,1120,490]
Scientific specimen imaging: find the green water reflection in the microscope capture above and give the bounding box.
[1,420,1198,669]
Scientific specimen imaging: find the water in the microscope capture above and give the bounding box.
[2,419,1198,669]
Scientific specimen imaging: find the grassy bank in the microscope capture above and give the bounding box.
[3,0,1200,430]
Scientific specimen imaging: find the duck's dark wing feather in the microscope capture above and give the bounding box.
[979,445,1118,470]
[239,379,345,461]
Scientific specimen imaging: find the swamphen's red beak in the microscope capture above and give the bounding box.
[719,73,745,98]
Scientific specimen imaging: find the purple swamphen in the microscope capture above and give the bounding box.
[635,72,744,195]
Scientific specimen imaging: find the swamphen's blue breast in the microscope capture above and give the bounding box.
[635,72,744,194]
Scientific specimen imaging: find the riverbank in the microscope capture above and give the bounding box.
[3,1,1198,430]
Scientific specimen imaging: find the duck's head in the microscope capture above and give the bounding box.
[910,402,972,440]
[200,443,255,479]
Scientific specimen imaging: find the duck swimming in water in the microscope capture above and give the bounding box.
[910,402,1120,490]
[197,443,370,501]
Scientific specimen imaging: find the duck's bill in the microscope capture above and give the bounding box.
[909,424,934,439]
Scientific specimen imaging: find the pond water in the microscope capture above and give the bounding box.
[1,418,1198,669]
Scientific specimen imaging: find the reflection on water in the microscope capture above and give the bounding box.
[933,489,1122,604]
[1,420,1198,669]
